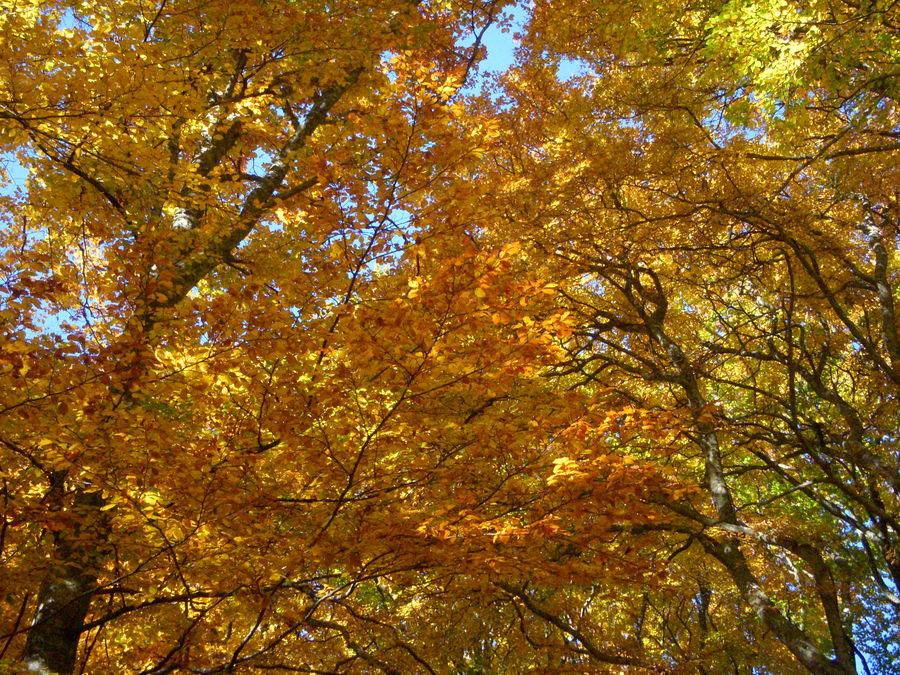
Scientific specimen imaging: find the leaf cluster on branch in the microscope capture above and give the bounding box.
[0,0,897,673]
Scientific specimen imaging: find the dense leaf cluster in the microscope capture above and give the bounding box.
[0,0,897,673]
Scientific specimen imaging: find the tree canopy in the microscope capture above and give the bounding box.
[0,0,898,673]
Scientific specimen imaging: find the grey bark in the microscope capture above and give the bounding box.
[22,489,105,674]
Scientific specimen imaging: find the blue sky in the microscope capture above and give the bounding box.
[471,3,582,84]
[478,7,520,76]
[1,152,28,192]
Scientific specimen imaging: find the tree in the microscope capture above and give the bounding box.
[0,0,538,671]
[1,0,898,673]
[482,0,899,672]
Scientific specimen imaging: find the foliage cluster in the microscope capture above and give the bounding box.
[0,0,898,673]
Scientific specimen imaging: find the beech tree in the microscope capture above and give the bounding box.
[485,0,899,673]
[1,0,898,674]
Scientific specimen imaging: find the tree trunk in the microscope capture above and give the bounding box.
[22,489,105,674]
[22,565,95,674]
